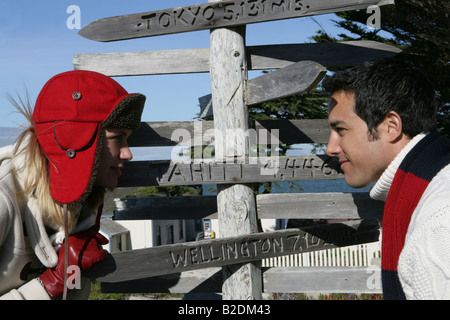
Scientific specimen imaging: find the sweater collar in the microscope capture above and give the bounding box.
[370,133,427,202]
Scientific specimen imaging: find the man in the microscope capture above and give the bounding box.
[323,59,450,299]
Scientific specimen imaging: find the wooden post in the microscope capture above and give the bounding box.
[209,0,262,300]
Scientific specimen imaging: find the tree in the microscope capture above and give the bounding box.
[248,87,328,121]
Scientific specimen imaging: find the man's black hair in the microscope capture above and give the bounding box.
[322,58,437,139]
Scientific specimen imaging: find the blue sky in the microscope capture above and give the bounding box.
[0,0,356,129]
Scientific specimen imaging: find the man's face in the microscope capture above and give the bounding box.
[326,91,390,188]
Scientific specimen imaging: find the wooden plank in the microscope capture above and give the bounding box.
[73,41,401,76]
[197,60,326,110]
[79,0,393,42]
[247,60,326,105]
[198,94,214,118]
[199,58,326,115]
[112,192,383,221]
[74,48,210,76]
[128,121,214,147]
[127,119,330,147]
[263,266,382,294]
[257,193,384,220]
[101,267,224,294]
[113,196,218,220]
[100,266,381,294]
[87,220,380,283]
[247,40,401,70]
[116,155,343,187]
[255,119,329,144]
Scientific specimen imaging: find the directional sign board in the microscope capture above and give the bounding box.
[74,40,401,76]
[88,220,380,282]
[200,60,326,117]
[117,155,344,187]
[112,192,384,221]
[246,60,326,105]
[79,0,394,42]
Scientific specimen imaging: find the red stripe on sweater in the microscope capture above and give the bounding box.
[381,170,430,271]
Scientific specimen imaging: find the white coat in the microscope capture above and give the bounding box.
[0,144,90,299]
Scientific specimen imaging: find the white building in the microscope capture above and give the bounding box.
[100,215,282,253]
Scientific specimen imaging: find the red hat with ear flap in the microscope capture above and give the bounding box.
[32,70,146,205]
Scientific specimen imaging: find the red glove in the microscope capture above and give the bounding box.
[39,229,109,298]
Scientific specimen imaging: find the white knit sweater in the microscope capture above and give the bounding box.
[370,133,450,299]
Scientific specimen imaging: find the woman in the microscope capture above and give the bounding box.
[0,70,146,299]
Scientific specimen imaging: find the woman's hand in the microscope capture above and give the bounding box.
[39,229,109,299]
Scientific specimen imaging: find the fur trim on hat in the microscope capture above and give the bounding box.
[103,94,146,131]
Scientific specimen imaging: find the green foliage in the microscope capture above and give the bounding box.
[89,281,130,300]
[125,185,202,198]
[248,87,329,121]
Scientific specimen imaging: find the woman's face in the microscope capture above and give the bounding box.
[95,128,133,189]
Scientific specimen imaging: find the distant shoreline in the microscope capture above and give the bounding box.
[0,126,19,147]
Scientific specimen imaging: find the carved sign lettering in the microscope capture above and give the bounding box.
[87,220,379,282]
[168,220,376,269]
[138,0,304,31]
[170,229,328,268]
[118,156,343,187]
[79,0,391,41]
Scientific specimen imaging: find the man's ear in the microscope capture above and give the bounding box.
[383,111,403,142]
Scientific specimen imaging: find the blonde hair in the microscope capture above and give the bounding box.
[9,93,105,233]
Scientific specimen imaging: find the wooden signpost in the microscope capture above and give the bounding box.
[77,0,398,298]
[79,0,392,42]
[208,3,261,298]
